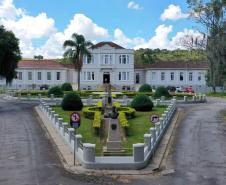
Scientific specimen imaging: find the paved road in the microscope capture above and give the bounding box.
[0,99,118,185]
[1,97,226,185]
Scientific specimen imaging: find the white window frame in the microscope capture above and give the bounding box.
[47,72,51,81]
[180,72,184,81]
[161,72,165,81]
[189,72,193,81]
[170,72,174,81]
[28,71,32,81]
[37,72,42,81]
[119,54,129,64]
[56,72,61,81]
[18,72,22,80]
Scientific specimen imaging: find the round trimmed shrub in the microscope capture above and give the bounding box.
[131,94,153,111]
[154,86,171,98]
[48,86,63,97]
[139,84,152,92]
[61,92,83,111]
[61,83,73,91]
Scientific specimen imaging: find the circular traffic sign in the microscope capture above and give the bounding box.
[70,112,81,129]
[150,114,159,123]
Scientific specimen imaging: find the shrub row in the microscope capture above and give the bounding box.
[82,106,101,119]
[93,111,101,128]
[118,112,129,127]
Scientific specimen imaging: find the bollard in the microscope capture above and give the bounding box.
[192,96,196,102]
[159,117,164,130]
[83,143,96,162]
[75,135,82,151]
[150,127,156,145]
[155,122,161,138]
[51,94,54,100]
[133,143,144,162]
[184,96,187,102]
[68,128,75,143]
[144,134,152,150]
[156,99,160,106]
[58,118,63,130]
[54,114,59,124]
[62,122,68,136]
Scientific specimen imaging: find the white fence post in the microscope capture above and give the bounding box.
[83,143,96,162]
[133,143,144,162]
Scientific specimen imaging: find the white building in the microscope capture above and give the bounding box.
[0,42,209,92]
[80,42,134,90]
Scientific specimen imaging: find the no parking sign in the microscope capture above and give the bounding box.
[70,112,81,129]
[150,114,159,124]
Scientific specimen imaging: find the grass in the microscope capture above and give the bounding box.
[51,106,106,155]
[122,106,166,154]
[51,105,167,156]
[207,92,226,98]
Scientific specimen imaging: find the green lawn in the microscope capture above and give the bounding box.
[207,92,226,98]
[122,106,166,154]
[52,105,166,156]
[51,106,106,155]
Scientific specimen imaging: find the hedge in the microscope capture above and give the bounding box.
[119,112,129,127]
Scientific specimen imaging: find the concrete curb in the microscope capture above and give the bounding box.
[34,105,180,176]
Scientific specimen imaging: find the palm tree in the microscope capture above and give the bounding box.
[63,33,93,91]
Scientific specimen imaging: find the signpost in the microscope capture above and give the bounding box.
[70,112,81,165]
[150,114,159,124]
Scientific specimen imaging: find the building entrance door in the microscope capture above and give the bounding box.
[103,73,110,84]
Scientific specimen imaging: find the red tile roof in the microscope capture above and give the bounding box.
[91,42,124,49]
[18,60,75,69]
[135,61,208,70]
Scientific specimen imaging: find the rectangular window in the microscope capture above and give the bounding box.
[28,72,32,80]
[122,72,127,81]
[198,72,202,81]
[180,72,184,81]
[170,72,174,81]
[127,72,130,80]
[47,72,51,81]
[18,72,22,80]
[104,55,108,64]
[92,72,95,80]
[56,72,60,80]
[161,72,165,81]
[83,71,86,80]
[37,72,41,80]
[189,72,193,81]
[136,73,140,84]
[87,55,93,64]
[119,55,129,64]
[151,72,156,80]
[87,72,91,80]
[119,72,121,80]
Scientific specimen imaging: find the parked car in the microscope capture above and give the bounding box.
[184,86,194,93]
[167,86,176,92]
[40,84,49,90]
[175,86,184,92]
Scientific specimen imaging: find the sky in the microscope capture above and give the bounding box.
[0,0,203,58]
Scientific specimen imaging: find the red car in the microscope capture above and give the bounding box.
[184,87,194,93]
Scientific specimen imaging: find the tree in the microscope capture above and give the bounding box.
[63,33,93,91]
[187,0,226,92]
[34,55,44,60]
[0,26,21,83]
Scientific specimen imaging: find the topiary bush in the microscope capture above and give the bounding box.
[61,92,83,111]
[61,83,73,91]
[131,94,153,111]
[48,86,63,97]
[154,86,171,98]
[139,83,152,92]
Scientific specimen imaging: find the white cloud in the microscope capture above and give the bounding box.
[64,14,109,41]
[0,0,24,20]
[114,28,145,48]
[161,4,188,21]
[134,25,174,49]
[127,1,143,10]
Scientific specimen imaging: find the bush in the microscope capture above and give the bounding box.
[61,83,73,91]
[48,86,63,97]
[131,94,153,111]
[154,86,171,98]
[119,112,129,127]
[82,107,101,119]
[139,84,152,92]
[61,92,83,111]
